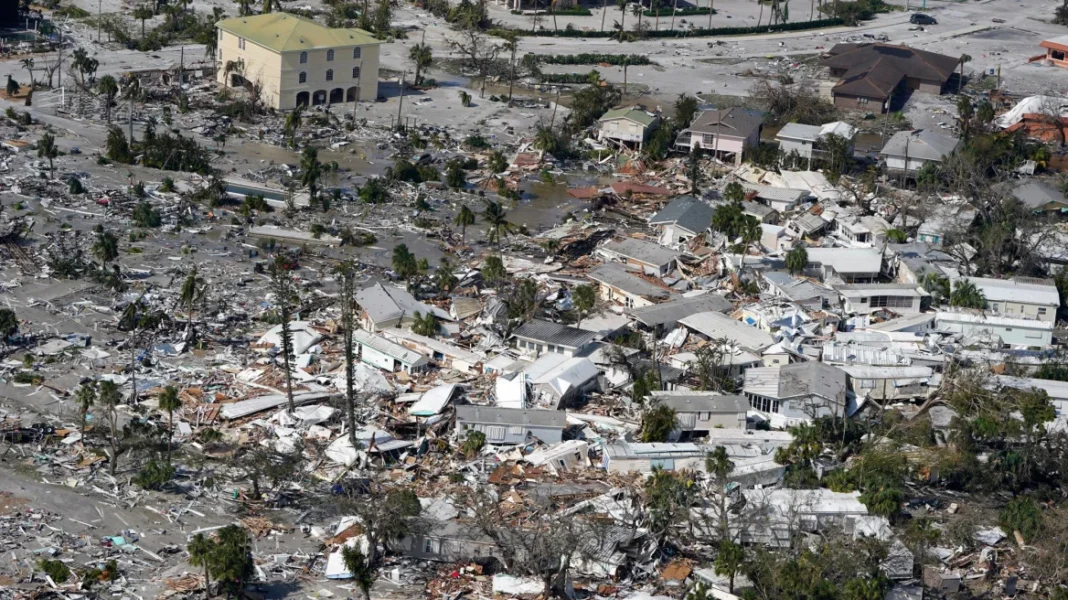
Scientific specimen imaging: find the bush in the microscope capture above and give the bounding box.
[538,53,652,66]
[132,459,176,490]
[539,70,601,84]
[1000,497,1042,542]
[512,6,591,14]
[132,201,162,228]
[489,18,843,38]
[39,559,71,583]
[644,6,712,16]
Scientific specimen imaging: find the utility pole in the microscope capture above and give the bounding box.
[670,0,677,30]
[601,0,608,31]
[395,71,406,132]
[128,96,134,143]
[179,46,184,86]
[97,0,101,42]
[549,87,560,129]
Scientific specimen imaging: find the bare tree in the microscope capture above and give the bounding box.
[446,25,502,98]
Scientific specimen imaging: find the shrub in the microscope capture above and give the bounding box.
[1000,497,1042,542]
[538,53,651,66]
[39,559,71,583]
[132,459,176,490]
[644,6,712,16]
[489,18,844,38]
[132,201,162,228]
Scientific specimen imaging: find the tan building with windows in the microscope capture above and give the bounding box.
[215,13,381,110]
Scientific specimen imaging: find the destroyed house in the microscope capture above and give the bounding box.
[736,489,869,546]
[401,520,500,562]
[355,282,452,332]
[648,390,748,433]
[839,365,934,401]
[743,182,810,213]
[763,272,835,310]
[627,293,734,330]
[678,310,775,354]
[648,195,716,248]
[602,442,709,473]
[454,405,567,445]
[805,248,884,283]
[599,237,679,276]
[743,362,848,425]
[820,43,961,112]
[1009,180,1068,215]
[512,320,596,357]
[381,328,483,373]
[352,329,430,373]
[588,263,674,309]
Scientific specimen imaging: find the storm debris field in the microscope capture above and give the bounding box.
[3,0,1068,599]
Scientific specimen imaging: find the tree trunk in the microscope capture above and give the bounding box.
[756,1,763,26]
[708,0,713,28]
[601,0,608,30]
[168,410,174,464]
[508,48,516,100]
[251,475,261,499]
[204,565,212,598]
[671,0,677,29]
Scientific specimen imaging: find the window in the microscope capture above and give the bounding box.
[353,47,362,59]
[423,538,434,553]
[300,51,308,64]
[326,69,334,81]
[508,426,525,436]
[869,295,914,309]
[859,379,876,389]
[991,303,999,311]
[327,49,335,61]
[701,133,715,146]
[858,97,869,105]
[1039,307,1048,315]
[860,297,869,304]
[1006,306,1014,313]
[486,426,505,441]
[699,412,711,421]
[238,37,245,49]
[352,66,360,79]
[298,71,306,84]
[1054,50,1066,61]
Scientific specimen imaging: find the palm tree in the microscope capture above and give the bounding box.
[179,268,205,342]
[498,31,518,100]
[616,0,627,40]
[481,200,516,253]
[283,105,303,148]
[740,217,761,253]
[453,205,476,244]
[187,533,214,596]
[20,58,34,90]
[133,5,154,38]
[37,133,58,180]
[92,225,119,266]
[785,245,807,275]
[263,0,273,12]
[300,146,322,203]
[222,59,243,88]
[409,42,433,87]
[158,385,182,464]
[922,272,950,303]
[436,258,458,296]
[950,279,986,309]
[631,3,643,35]
[714,541,745,593]
[76,382,96,440]
[97,75,118,123]
[334,261,360,450]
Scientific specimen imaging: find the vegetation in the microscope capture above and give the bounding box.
[537,53,651,66]
[640,402,677,442]
[489,18,843,38]
[785,245,808,275]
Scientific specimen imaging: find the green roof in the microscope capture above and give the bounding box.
[599,107,657,127]
[215,13,380,53]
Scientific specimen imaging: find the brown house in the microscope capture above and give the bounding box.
[820,43,962,113]
[1038,36,1068,68]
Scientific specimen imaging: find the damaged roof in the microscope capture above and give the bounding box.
[512,319,596,348]
[648,195,716,234]
[627,293,734,326]
[454,405,567,428]
[588,263,674,301]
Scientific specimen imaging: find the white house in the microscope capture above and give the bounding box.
[965,276,1059,323]
[837,283,929,315]
[935,310,1054,348]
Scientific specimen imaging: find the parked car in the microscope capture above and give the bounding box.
[910,13,937,24]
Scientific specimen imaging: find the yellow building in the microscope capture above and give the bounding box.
[214,13,381,110]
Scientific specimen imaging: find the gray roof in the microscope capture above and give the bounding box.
[649,391,749,413]
[588,263,674,301]
[790,213,826,234]
[776,122,822,142]
[1011,181,1067,209]
[763,271,833,303]
[690,107,764,139]
[742,183,810,203]
[648,195,716,234]
[355,282,451,325]
[743,202,778,219]
[512,319,596,348]
[455,405,567,428]
[966,276,1060,306]
[601,237,679,268]
[879,129,960,162]
[780,362,847,401]
[678,311,775,351]
[627,293,734,326]
[806,248,884,275]
[352,329,429,366]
